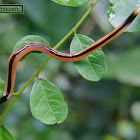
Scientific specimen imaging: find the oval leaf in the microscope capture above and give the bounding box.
[0,79,5,97]
[52,0,88,7]
[70,34,107,81]
[0,125,16,140]
[30,78,68,125]
[12,35,49,52]
[108,0,140,32]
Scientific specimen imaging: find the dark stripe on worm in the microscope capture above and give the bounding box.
[0,8,139,104]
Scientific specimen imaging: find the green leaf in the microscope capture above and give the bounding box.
[52,0,88,7]
[12,35,49,52]
[70,34,107,81]
[108,0,140,32]
[30,78,68,125]
[0,79,5,97]
[0,125,16,140]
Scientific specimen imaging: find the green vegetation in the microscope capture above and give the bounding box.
[0,0,140,139]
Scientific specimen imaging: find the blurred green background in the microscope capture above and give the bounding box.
[0,0,140,140]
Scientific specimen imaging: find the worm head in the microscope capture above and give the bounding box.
[0,95,8,104]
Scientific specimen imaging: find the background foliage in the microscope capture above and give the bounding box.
[0,0,140,140]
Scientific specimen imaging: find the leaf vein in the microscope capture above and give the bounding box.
[39,80,57,121]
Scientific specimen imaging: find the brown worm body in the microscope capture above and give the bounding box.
[0,8,140,104]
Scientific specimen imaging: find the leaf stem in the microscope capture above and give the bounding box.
[0,0,99,122]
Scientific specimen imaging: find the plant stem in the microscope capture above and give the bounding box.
[53,0,99,50]
[0,96,19,122]
[0,0,99,122]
